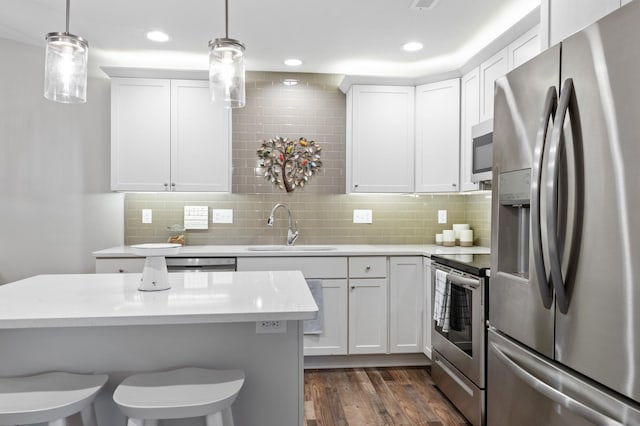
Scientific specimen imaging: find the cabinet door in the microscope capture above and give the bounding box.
[508,25,541,70]
[548,0,620,46]
[111,78,171,191]
[479,48,508,122]
[348,278,388,354]
[170,80,231,192]
[415,79,460,193]
[348,86,415,193]
[389,257,423,353]
[423,258,433,358]
[303,279,348,356]
[460,68,480,192]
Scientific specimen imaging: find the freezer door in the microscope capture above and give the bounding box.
[487,329,640,426]
[553,1,640,403]
[490,44,560,358]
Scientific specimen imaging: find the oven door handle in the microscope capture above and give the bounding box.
[446,272,480,290]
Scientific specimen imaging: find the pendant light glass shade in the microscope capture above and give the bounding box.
[44,32,88,103]
[208,38,245,108]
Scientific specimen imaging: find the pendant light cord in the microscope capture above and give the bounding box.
[225,0,229,39]
[65,0,70,34]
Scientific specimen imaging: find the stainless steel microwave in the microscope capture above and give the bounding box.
[471,119,493,182]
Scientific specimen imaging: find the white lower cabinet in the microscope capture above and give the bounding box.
[237,256,349,356]
[389,257,423,353]
[423,257,433,358]
[348,278,388,354]
[303,279,348,356]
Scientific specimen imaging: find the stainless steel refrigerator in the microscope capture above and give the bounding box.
[489,2,640,424]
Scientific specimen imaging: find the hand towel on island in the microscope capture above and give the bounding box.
[304,279,324,334]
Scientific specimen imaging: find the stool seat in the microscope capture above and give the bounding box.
[113,367,245,421]
[0,372,108,426]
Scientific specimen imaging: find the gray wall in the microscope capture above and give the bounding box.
[0,37,123,284]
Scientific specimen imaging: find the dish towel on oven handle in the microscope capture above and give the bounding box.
[433,269,451,333]
[449,284,471,331]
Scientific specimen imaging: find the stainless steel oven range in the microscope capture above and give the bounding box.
[431,254,490,426]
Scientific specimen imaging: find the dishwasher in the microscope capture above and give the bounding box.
[165,257,237,272]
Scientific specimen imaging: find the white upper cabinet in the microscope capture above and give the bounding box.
[347,85,415,193]
[111,78,231,192]
[170,80,231,192]
[459,68,480,192]
[111,78,171,192]
[546,0,621,46]
[479,47,509,122]
[508,24,541,70]
[415,79,460,193]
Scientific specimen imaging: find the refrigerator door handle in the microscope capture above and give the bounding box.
[531,86,557,310]
[547,78,576,314]
[490,340,624,426]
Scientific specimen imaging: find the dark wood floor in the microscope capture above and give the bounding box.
[304,366,471,426]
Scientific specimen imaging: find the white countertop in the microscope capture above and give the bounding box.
[0,271,318,329]
[93,244,490,258]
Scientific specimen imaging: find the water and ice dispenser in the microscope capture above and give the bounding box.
[497,169,531,277]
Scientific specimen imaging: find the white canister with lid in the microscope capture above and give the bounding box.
[460,229,474,247]
[442,230,455,247]
[452,224,470,245]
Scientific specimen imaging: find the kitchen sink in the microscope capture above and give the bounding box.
[247,245,337,251]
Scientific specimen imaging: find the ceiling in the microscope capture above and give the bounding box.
[0,0,540,78]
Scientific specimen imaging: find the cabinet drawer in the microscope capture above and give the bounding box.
[237,257,347,279]
[95,258,145,273]
[349,257,387,278]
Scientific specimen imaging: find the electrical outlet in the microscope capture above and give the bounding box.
[256,320,287,334]
[353,209,373,224]
[438,209,447,224]
[212,209,233,224]
[142,209,152,224]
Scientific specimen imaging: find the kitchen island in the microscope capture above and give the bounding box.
[0,271,317,426]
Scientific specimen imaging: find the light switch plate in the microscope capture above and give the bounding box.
[212,209,233,224]
[184,206,209,230]
[142,209,152,224]
[438,210,447,224]
[353,209,373,224]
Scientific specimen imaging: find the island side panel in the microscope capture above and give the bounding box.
[0,321,303,426]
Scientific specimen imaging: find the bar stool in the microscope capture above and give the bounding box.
[113,367,245,426]
[0,371,108,426]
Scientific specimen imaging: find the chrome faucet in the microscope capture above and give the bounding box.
[267,203,299,246]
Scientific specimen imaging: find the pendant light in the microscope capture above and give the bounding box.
[44,0,89,104]
[208,0,245,108]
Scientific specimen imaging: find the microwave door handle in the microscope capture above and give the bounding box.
[531,86,557,310]
[446,272,480,290]
[547,79,578,315]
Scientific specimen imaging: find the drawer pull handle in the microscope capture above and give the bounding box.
[365,265,371,271]
[351,285,356,290]
[118,269,125,273]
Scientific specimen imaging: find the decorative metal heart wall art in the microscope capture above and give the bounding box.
[257,136,322,192]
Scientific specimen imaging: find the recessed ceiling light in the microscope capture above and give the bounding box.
[284,58,302,66]
[402,41,424,52]
[146,31,171,43]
